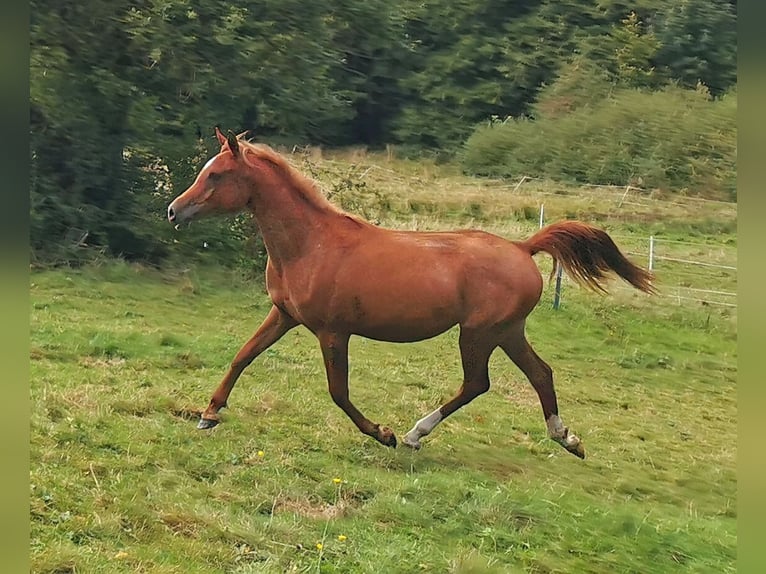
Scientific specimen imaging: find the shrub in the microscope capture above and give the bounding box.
[461,84,736,200]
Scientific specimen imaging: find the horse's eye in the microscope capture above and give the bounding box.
[208,172,222,182]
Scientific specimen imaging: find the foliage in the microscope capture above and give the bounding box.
[652,0,737,95]
[608,11,663,88]
[461,83,736,199]
[29,0,737,265]
[392,0,590,150]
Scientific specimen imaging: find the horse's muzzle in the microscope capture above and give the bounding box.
[167,199,201,224]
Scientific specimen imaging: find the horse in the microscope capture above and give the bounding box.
[166,128,655,459]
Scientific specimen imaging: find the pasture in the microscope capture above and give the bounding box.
[30,153,737,573]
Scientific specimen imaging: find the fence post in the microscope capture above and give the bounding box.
[649,236,655,271]
[617,184,631,208]
[539,204,544,229]
[512,175,527,194]
[553,264,563,310]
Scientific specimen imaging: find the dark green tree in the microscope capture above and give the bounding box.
[324,0,410,145]
[30,0,162,260]
[29,0,737,265]
[652,0,737,94]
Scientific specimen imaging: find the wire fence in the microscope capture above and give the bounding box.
[510,175,735,208]
[537,205,737,311]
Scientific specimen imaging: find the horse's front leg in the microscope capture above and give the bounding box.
[198,305,298,429]
[318,332,397,447]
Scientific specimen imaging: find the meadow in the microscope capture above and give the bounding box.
[30,152,737,573]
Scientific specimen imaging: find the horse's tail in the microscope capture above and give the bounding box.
[518,221,656,294]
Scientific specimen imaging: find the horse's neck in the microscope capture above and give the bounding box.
[248,179,340,265]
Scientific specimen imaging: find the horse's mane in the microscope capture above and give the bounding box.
[239,141,316,192]
[239,141,362,224]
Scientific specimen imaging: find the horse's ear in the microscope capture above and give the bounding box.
[236,130,252,141]
[214,126,227,146]
[226,130,241,158]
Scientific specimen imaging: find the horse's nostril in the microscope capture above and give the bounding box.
[168,206,176,222]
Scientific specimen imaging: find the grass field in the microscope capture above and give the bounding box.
[30,154,737,573]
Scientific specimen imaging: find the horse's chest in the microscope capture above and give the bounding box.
[266,267,326,326]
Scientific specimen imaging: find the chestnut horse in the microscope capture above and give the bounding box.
[167,128,654,459]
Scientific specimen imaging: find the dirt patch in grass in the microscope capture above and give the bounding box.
[275,495,358,520]
[78,356,127,368]
[171,407,204,422]
[159,511,207,537]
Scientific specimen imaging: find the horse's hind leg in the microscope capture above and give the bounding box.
[500,324,585,459]
[403,328,494,449]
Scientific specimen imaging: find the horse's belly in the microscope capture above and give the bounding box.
[352,315,457,343]
[344,292,461,343]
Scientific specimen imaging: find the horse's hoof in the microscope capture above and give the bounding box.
[402,433,422,450]
[377,426,397,448]
[568,443,586,459]
[564,431,585,459]
[197,417,219,430]
[552,430,586,459]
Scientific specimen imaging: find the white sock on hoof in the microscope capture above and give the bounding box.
[403,409,443,447]
[546,414,566,438]
[546,414,580,447]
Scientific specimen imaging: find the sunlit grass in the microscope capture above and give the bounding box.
[30,149,736,572]
[30,257,735,573]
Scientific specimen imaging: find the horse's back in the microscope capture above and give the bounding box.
[411,229,544,325]
[332,227,543,335]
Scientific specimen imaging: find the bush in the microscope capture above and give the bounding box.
[461,84,736,200]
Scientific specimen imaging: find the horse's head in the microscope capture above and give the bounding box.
[167,127,252,224]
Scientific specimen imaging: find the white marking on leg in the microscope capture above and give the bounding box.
[546,414,566,439]
[546,414,581,450]
[403,409,443,449]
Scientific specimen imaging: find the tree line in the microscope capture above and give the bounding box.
[30,0,737,264]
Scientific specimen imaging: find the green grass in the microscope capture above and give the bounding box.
[30,256,736,573]
[31,151,736,572]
